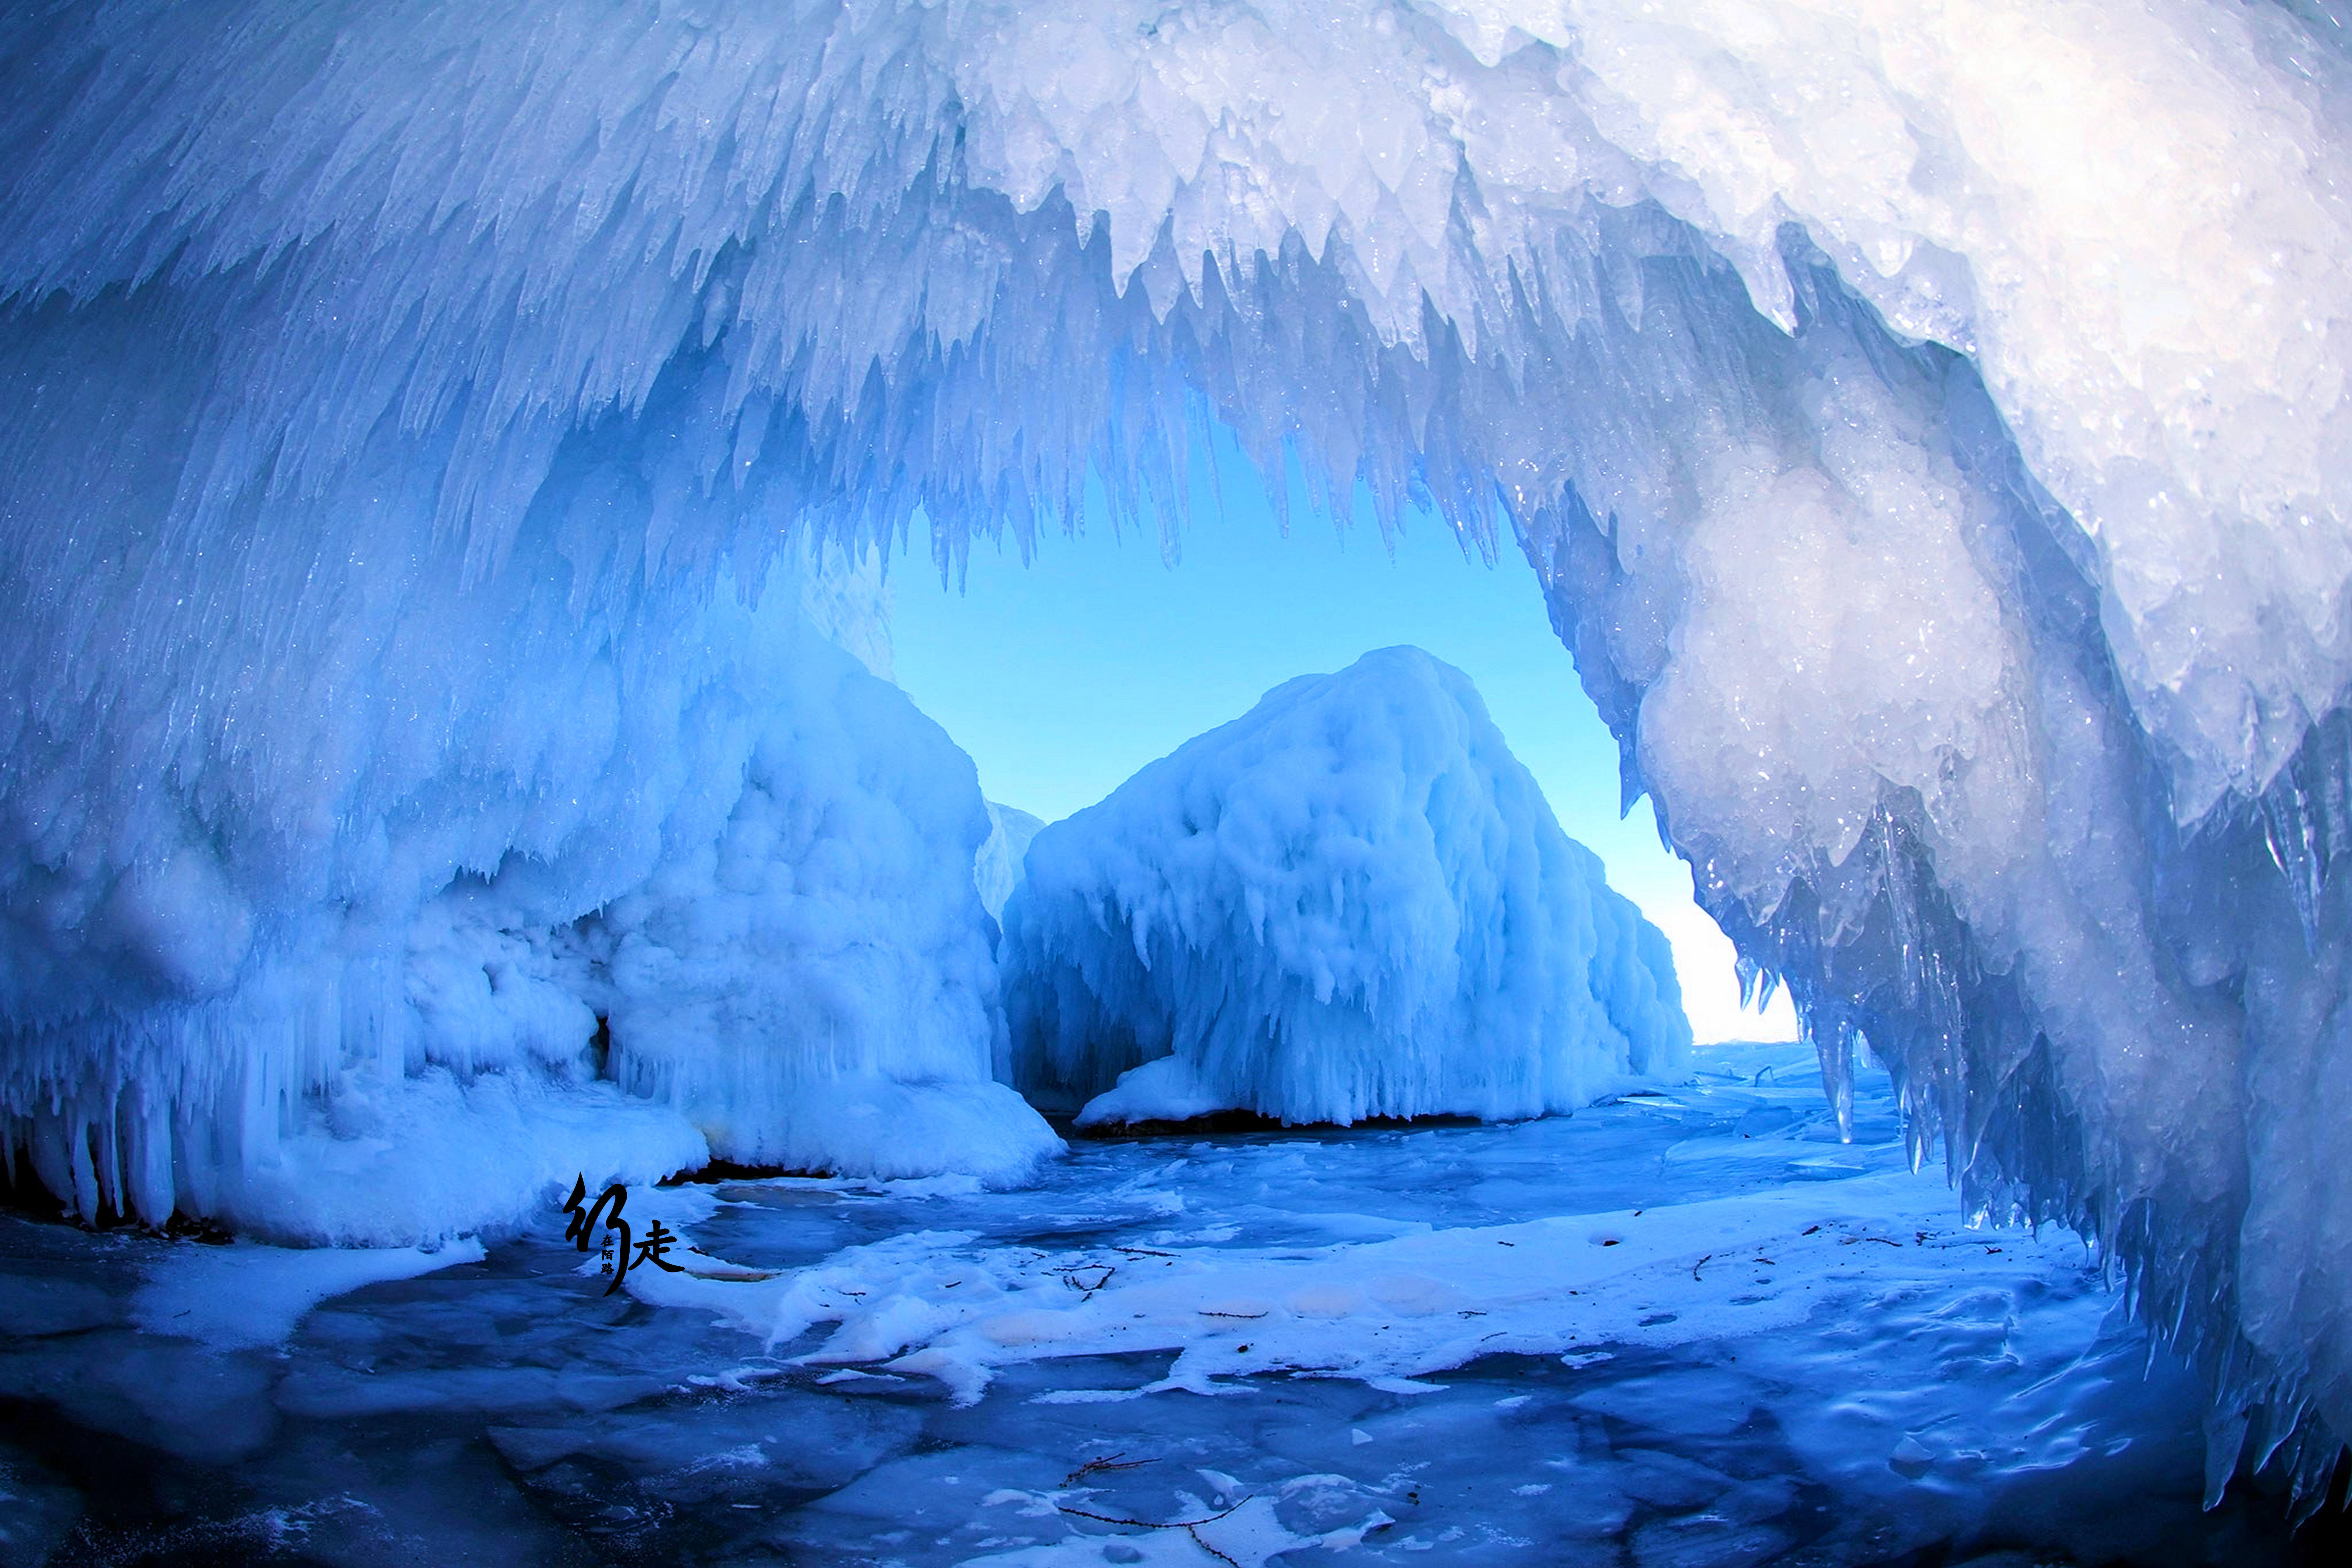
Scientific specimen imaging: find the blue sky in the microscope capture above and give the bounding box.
[889,449,1798,1045]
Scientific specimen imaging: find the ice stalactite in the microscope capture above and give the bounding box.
[2,0,2350,1491]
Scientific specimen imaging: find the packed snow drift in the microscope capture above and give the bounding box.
[2,0,2351,1490]
[1003,647,1688,1125]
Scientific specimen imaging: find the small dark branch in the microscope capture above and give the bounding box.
[1060,1496,1251,1530]
[1062,1264,1116,1299]
[1693,1254,1711,1281]
[1199,1310,1266,1319]
[1865,1236,1902,1247]
[1189,1523,1242,1567]
[1117,1246,1177,1257]
[1060,1452,1152,1488]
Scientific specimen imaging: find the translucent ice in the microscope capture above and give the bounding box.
[3,0,2351,1483]
[1002,648,1689,1124]
[977,803,1046,922]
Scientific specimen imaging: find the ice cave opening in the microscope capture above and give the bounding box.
[6,0,2352,1549]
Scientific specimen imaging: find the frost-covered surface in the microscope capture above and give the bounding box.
[1003,647,1688,1125]
[0,1042,2318,1565]
[4,0,2352,1480]
[978,802,1047,921]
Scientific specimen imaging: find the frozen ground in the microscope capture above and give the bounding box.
[0,1041,2330,1566]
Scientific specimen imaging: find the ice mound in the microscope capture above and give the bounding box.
[4,0,2352,1490]
[1002,648,1690,1126]
[0,549,1055,1242]
[546,631,1060,1190]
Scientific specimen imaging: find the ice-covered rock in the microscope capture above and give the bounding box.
[1002,648,1690,1125]
[4,0,2352,1486]
[561,629,1059,1189]
[0,547,1056,1241]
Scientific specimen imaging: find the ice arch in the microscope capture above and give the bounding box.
[3,0,2350,1493]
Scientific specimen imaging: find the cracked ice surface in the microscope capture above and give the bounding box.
[0,1042,2316,1565]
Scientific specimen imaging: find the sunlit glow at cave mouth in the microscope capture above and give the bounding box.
[886,445,1802,1051]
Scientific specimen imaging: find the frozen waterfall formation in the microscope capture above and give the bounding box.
[1,0,2349,1497]
[976,802,1047,922]
[1005,647,1689,1126]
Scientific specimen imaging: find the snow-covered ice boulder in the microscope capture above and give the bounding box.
[1002,647,1690,1126]
[381,599,1065,1214]
[557,631,1062,1190]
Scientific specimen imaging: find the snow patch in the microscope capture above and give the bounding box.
[134,1238,486,1351]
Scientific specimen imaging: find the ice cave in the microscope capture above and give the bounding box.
[3,0,2351,1562]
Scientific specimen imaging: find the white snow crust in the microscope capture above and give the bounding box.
[3,0,2352,1486]
[647,1166,2060,1414]
[1002,647,1689,1125]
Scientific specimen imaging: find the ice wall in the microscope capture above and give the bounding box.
[976,802,1045,922]
[2,0,2349,1489]
[1002,647,1690,1125]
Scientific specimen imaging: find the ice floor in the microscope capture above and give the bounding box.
[0,1042,2332,1566]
